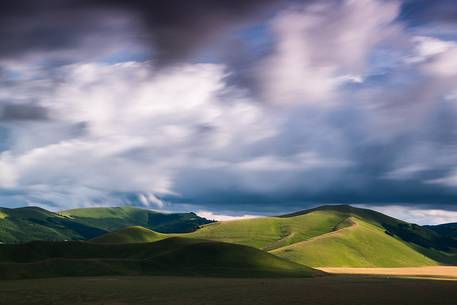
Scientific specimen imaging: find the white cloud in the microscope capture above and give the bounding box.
[384,164,428,180]
[0,152,17,188]
[0,61,284,208]
[406,36,454,64]
[196,210,259,221]
[138,193,166,209]
[359,204,457,225]
[259,0,401,105]
[236,152,350,172]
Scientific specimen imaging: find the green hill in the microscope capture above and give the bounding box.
[90,226,167,244]
[0,206,212,243]
[0,207,107,243]
[183,205,456,267]
[426,223,457,239]
[271,217,436,267]
[2,204,456,269]
[0,237,323,279]
[60,206,213,233]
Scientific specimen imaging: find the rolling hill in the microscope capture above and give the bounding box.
[0,206,107,243]
[185,205,457,267]
[88,205,456,267]
[60,206,213,233]
[2,204,456,269]
[0,237,323,279]
[0,206,212,243]
[90,226,168,244]
[426,222,457,239]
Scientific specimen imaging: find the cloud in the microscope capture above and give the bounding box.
[0,103,49,121]
[2,0,457,222]
[258,0,401,105]
[196,211,259,221]
[359,204,457,225]
[0,0,292,67]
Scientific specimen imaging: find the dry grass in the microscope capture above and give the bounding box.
[319,266,457,279]
[1,276,457,305]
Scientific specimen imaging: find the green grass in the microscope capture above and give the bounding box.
[185,211,347,250]
[2,204,456,269]
[271,217,437,267]
[90,226,167,244]
[0,237,322,279]
[88,205,457,267]
[0,207,107,243]
[60,206,212,233]
[0,206,212,243]
[185,205,456,267]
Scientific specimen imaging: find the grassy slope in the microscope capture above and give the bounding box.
[0,237,322,279]
[186,205,456,267]
[90,226,167,244]
[426,223,457,239]
[185,211,347,250]
[89,205,455,267]
[0,207,106,243]
[60,206,212,233]
[271,217,436,267]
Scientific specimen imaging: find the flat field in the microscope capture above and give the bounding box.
[319,266,457,279]
[1,276,457,305]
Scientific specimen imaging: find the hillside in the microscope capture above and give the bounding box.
[90,226,167,244]
[0,207,107,243]
[183,205,456,267]
[60,206,213,233]
[0,206,212,243]
[0,237,323,279]
[2,204,456,268]
[271,217,436,267]
[426,223,457,239]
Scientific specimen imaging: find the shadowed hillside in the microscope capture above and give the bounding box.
[0,206,212,243]
[0,237,323,279]
[0,207,107,243]
[90,226,167,244]
[60,206,213,233]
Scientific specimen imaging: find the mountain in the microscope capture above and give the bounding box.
[0,237,323,279]
[2,204,456,268]
[90,226,168,244]
[0,206,212,243]
[185,205,457,267]
[0,207,107,243]
[60,206,213,233]
[425,223,457,239]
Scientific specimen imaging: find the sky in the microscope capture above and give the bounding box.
[1,0,457,224]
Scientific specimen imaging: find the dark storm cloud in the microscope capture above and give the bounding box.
[0,0,453,64]
[0,0,299,65]
[400,0,457,25]
[0,103,49,121]
[87,0,292,65]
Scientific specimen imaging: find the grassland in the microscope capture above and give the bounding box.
[85,205,456,267]
[0,206,212,243]
[182,205,455,267]
[0,207,107,243]
[1,276,457,305]
[2,204,456,270]
[185,210,347,250]
[90,226,167,243]
[271,217,437,267]
[60,206,212,233]
[0,237,321,279]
